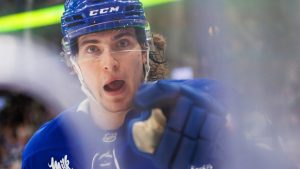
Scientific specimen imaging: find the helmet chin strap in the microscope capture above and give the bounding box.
[144,48,151,82]
[70,57,101,108]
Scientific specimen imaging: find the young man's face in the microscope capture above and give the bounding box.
[76,28,146,113]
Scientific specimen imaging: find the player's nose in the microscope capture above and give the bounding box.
[101,50,119,72]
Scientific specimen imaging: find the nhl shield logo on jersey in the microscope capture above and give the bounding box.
[102,132,117,143]
[48,155,73,169]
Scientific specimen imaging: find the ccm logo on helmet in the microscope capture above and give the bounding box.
[89,6,120,16]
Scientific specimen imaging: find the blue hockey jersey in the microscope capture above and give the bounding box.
[22,100,158,169]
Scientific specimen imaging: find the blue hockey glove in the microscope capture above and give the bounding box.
[128,79,229,169]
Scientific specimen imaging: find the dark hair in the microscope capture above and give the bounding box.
[147,33,168,81]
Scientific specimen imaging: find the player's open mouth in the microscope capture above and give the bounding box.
[104,80,125,92]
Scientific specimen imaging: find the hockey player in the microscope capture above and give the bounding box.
[22,0,293,169]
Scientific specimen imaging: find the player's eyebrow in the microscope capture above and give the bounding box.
[112,30,136,40]
[78,39,100,47]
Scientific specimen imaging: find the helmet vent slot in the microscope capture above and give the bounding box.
[112,17,122,21]
[73,15,84,20]
[67,21,86,28]
[125,11,141,17]
[135,5,142,10]
[64,17,73,22]
[125,5,135,11]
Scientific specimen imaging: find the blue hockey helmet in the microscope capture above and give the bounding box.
[61,0,151,56]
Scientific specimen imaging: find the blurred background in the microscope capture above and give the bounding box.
[0,0,300,168]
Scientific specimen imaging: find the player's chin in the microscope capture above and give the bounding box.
[99,86,134,112]
[102,98,133,114]
[104,104,132,114]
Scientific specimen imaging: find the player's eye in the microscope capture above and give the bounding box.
[116,39,132,50]
[86,45,100,54]
[119,39,129,47]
